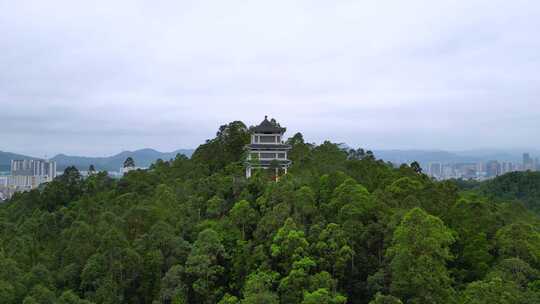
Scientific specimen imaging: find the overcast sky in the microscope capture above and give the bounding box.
[1,0,539,157]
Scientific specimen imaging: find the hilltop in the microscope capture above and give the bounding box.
[462,171,540,215]
[0,120,538,304]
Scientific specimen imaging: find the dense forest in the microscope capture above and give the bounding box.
[1,121,539,304]
[478,171,540,215]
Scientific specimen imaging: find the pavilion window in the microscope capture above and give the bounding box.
[260,153,276,159]
[260,135,276,143]
[278,153,286,159]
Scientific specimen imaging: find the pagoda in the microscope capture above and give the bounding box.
[245,116,292,178]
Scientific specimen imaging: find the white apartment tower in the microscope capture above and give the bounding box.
[9,159,57,190]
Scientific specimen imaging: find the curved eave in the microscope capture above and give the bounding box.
[246,159,292,167]
[246,144,292,150]
[251,128,286,134]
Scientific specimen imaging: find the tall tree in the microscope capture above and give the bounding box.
[230,200,258,240]
[271,218,310,273]
[241,271,279,304]
[388,208,456,304]
[124,157,136,168]
[496,222,540,267]
[186,228,227,304]
[410,161,423,174]
[459,277,524,304]
[368,293,403,304]
[302,288,347,304]
[192,121,250,173]
[88,165,96,174]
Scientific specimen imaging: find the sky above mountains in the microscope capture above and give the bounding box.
[1,0,539,157]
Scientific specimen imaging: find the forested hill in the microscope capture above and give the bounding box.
[1,121,539,304]
[476,171,540,215]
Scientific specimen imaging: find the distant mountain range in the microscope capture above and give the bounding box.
[0,149,195,172]
[1,148,537,173]
[0,151,36,172]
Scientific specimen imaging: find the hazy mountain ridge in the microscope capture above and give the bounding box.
[1,148,536,172]
[0,149,195,172]
[52,148,195,171]
[0,151,38,171]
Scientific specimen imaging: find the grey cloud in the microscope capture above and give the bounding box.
[1,0,539,156]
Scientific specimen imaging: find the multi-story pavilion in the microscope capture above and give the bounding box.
[246,116,291,178]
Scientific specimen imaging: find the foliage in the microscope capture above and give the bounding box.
[388,207,456,304]
[0,121,539,304]
[124,157,136,168]
[463,171,540,215]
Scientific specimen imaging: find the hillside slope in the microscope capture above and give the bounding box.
[479,171,540,214]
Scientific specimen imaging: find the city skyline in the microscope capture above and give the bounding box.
[2,1,540,157]
[424,152,540,180]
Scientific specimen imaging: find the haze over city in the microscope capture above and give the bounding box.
[2,0,540,157]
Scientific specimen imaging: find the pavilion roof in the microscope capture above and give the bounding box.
[251,116,286,134]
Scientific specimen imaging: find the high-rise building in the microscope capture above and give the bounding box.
[0,176,8,187]
[9,159,57,190]
[442,165,454,179]
[523,153,535,171]
[428,162,442,178]
[454,163,477,179]
[501,161,515,174]
[476,162,486,174]
[486,160,501,177]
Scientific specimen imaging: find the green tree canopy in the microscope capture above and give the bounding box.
[388,207,456,304]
